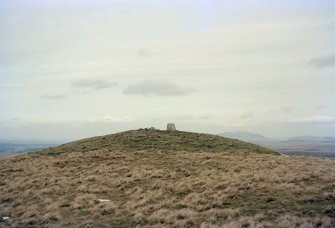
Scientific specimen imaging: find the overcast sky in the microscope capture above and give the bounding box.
[1,0,335,141]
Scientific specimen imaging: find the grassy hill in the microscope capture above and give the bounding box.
[39,128,277,156]
[0,129,334,227]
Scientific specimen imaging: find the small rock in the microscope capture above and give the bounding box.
[0,217,10,222]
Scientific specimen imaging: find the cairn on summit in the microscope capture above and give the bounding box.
[167,123,176,131]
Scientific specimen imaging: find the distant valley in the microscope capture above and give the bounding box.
[220,131,335,158]
[0,142,58,156]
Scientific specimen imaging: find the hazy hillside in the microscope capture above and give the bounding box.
[219,131,268,142]
[0,129,334,227]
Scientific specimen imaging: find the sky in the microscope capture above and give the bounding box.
[1,0,335,141]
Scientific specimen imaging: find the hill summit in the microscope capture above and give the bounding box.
[39,128,278,156]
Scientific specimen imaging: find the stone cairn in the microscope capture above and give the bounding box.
[166,123,176,131]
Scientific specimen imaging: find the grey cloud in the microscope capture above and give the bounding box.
[316,105,329,109]
[10,118,22,121]
[72,79,117,90]
[240,111,254,119]
[168,115,193,120]
[282,106,294,114]
[198,114,213,120]
[41,94,67,100]
[123,79,195,96]
[137,48,152,57]
[309,53,335,68]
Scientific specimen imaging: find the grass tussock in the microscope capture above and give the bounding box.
[0,129,334,227]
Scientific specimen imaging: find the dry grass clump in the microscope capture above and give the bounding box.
[0,130,334,227]
[72,194,98,209]
[90,201,117,218]
[201,214,333,228]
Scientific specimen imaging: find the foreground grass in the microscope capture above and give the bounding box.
[0,130,334,227]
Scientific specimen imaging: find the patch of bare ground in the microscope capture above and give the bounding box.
[0,129,334,227]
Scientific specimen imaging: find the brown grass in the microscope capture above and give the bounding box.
[0,129,334,227]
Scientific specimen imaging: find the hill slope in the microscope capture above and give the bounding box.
[0,129,334,227]
[39,128,277,156]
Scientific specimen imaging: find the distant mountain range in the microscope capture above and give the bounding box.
[219,131,335,143]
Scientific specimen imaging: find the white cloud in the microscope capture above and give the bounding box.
[292,116,335,123]
[224,123,243,128]
[100,115,135,123]
[41,94,67,100]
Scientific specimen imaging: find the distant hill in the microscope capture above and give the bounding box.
[219,131,268,142]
